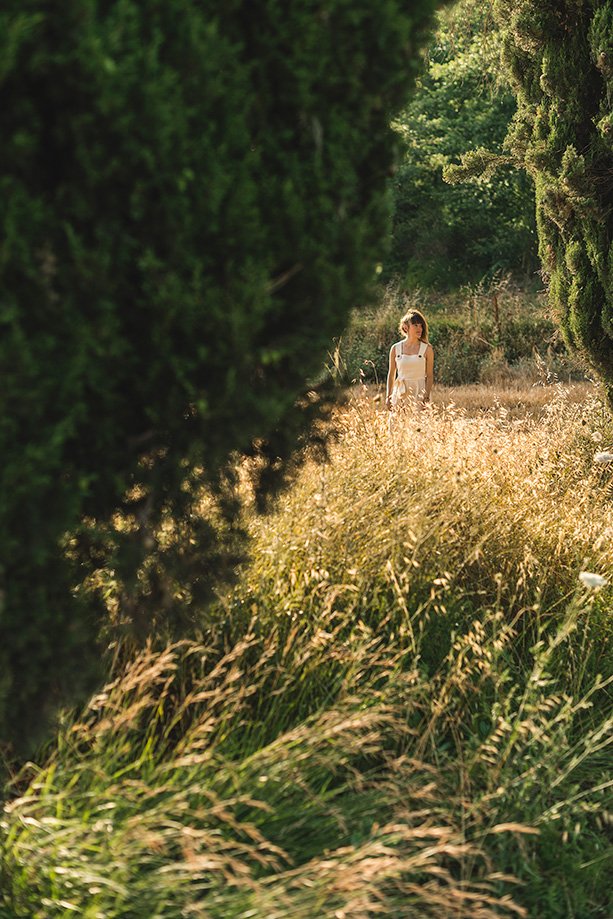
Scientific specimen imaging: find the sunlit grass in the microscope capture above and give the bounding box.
[1,381,612,918]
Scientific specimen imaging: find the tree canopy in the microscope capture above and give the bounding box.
[386,0,537,288]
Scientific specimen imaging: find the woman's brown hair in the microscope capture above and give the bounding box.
[399,308,429,342]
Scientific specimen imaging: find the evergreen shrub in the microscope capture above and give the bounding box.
[0,0,440,754]
[445,0,613,396]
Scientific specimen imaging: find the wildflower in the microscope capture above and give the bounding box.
[594,451,613,463]
[592,431,603,442]
[578,571,607,590]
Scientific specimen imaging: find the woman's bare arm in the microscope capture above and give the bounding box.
[386,345,396,409]
[424,344,434,401]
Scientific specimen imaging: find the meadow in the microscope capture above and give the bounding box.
[1,379,612,918]
[337,280,587,390]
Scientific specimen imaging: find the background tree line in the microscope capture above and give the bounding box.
[385,0,538,289]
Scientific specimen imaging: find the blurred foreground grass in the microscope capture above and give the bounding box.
[1,382,612,918]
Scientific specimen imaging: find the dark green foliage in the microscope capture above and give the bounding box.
[386,2,538,288]
[0,0,441,755]
[447,0,613,395]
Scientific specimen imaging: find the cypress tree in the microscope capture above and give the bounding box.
[0,1,440,754]
[445,0,613,390]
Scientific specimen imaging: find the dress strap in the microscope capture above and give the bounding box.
[418,341,428,358]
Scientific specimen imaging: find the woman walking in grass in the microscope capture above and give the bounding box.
[386,308,434,424]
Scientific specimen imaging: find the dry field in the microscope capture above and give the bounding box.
[2,378,612,919]
[359,379,597,420]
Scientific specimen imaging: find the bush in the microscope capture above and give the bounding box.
[0,0,441,755]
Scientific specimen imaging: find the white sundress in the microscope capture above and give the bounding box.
[391,340,428,409]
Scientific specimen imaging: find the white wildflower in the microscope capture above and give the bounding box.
[591,431,603,442]
[594,451,613,463]
[578,571,608,590]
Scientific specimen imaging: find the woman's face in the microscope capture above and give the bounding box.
[406,321,422,339]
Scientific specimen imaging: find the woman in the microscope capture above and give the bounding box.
[386,308,434,420]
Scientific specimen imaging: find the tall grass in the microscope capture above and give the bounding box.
[1,382,612,918]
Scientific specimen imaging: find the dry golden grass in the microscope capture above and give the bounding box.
[2,380,612,918]
[243,379,613,643]
[434,381,594,418]
[365,380,596,419]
